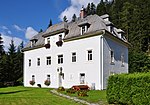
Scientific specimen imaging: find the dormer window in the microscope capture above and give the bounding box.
[81,25,87,35]
[56,34,63,47]
[30,39,37,47]
[45,37,51,49]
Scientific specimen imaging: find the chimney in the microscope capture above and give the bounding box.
[80,6,86,19]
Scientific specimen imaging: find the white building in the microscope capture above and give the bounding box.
[23,8,129,90]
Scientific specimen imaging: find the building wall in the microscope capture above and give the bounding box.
[103,35,128,89]
[24,35,103,89]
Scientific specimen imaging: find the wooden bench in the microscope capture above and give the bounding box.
[71,85,89,91]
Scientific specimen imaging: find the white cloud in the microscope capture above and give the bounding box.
[1,34,23,51]
[13,24,25,32]
[59,0,100,21]
[1,26,8,30]
[25,27,38,39]
[7,30,12,34]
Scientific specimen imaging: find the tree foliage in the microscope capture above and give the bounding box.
[63,16,68,22]
[47,19,52,28]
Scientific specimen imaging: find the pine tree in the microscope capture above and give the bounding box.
[96,0,107,16]
[63,16,68,22]
[47,19,52,28]
[72,14,77,22]
[86,3,91,16]
[91,2,96,15]
[39,29,43,33]
[0,33,5,57]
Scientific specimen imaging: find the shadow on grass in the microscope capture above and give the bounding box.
[0,90,29,95]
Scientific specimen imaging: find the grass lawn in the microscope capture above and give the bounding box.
[60,89,109,105]
[0,86,82,105]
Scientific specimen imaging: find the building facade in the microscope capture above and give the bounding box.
[23,8,129,90]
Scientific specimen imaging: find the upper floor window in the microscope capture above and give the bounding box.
[58,54,63,64]
[87,50,92,61]
[72,52,76,62]
[29,59,31,67]
[47,38,50,44]
[37,58,40,66]
[59,35,62,41]
[110,50,114,63]
[46,56,51,65]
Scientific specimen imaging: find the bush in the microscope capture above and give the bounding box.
[107,72,150,105]
[66,88,76,94]
[57,86,65,91]
[77,90,88,97]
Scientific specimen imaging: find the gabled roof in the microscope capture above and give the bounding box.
[23,14,128,51]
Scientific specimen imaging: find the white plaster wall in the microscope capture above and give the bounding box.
[24,35,102,89]
[103,36,128,89]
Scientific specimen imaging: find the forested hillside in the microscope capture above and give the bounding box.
[96,0,150,73]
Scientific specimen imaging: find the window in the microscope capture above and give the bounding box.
[110,50,114,63]
[121,53,124,66]
[58,55,63,64]
[80,73,85,84]
[87,50,92,61]
[47,38,50,44]
[72,52,76,62]
[29,59,31,67]
[81,25,87,35]
[59,35,62,41]
[32,75,35,81]
[47,75,50,81]
[37,58,40,66]
[46,56,51,65]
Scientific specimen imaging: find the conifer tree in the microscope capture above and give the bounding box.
[47,19,52,28]
[63,16,68,22]
[72,14,77,22]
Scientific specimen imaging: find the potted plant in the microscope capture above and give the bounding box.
[44,80,50,86]
[29,80,35,86]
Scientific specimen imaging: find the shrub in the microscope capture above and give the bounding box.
[29,80,35,86]
[107,72,150,105]
[66,88,76,94]
[57,86,65,91]
[77,90,88,97]
[44,80,50,86]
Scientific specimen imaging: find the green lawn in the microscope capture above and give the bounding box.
[60,89,108,105]
[0,86,82,105]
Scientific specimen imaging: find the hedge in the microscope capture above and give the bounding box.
[106,72,150,105]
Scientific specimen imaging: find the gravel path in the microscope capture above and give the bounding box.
[50,89,99,105]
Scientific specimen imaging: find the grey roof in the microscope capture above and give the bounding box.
[23,14,127,51]
[100,14,109,19]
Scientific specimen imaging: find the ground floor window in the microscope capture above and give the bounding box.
[80,73,85,84]
[32,75,35,81]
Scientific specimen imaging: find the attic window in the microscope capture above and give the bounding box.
[81,25,87,35]
[30,39,37,47]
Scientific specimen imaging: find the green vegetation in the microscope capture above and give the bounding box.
[60,89,107,104]
[0,86,82,105]
[107,72,150,104]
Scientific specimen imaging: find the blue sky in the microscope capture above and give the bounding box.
[0,0,100,50]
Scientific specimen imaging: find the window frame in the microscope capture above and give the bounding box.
[110,50,115,64]
[32,75,35,81]
[47,75,50,81]
[72,52,76,62]
[29,59,31,67]
[46,56,51,65]
[58,54,63,64]
[121,53,125,66]
[37,58,40,66]
[80,73,85,84]
[87,50,93,61]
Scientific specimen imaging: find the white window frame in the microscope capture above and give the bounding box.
[47,37,50,44]
[47,75,50,81]
[58,54,63,64]
[72,52,76,62]
[81,25,87,35]
[46,56,51,65]
[32,75,35,81]
[80,73,85,84]
[121,53,125,66]
[110,50,114,64]
[87,50,93,61]
[37,58,40,66]
[29,59,31,67]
